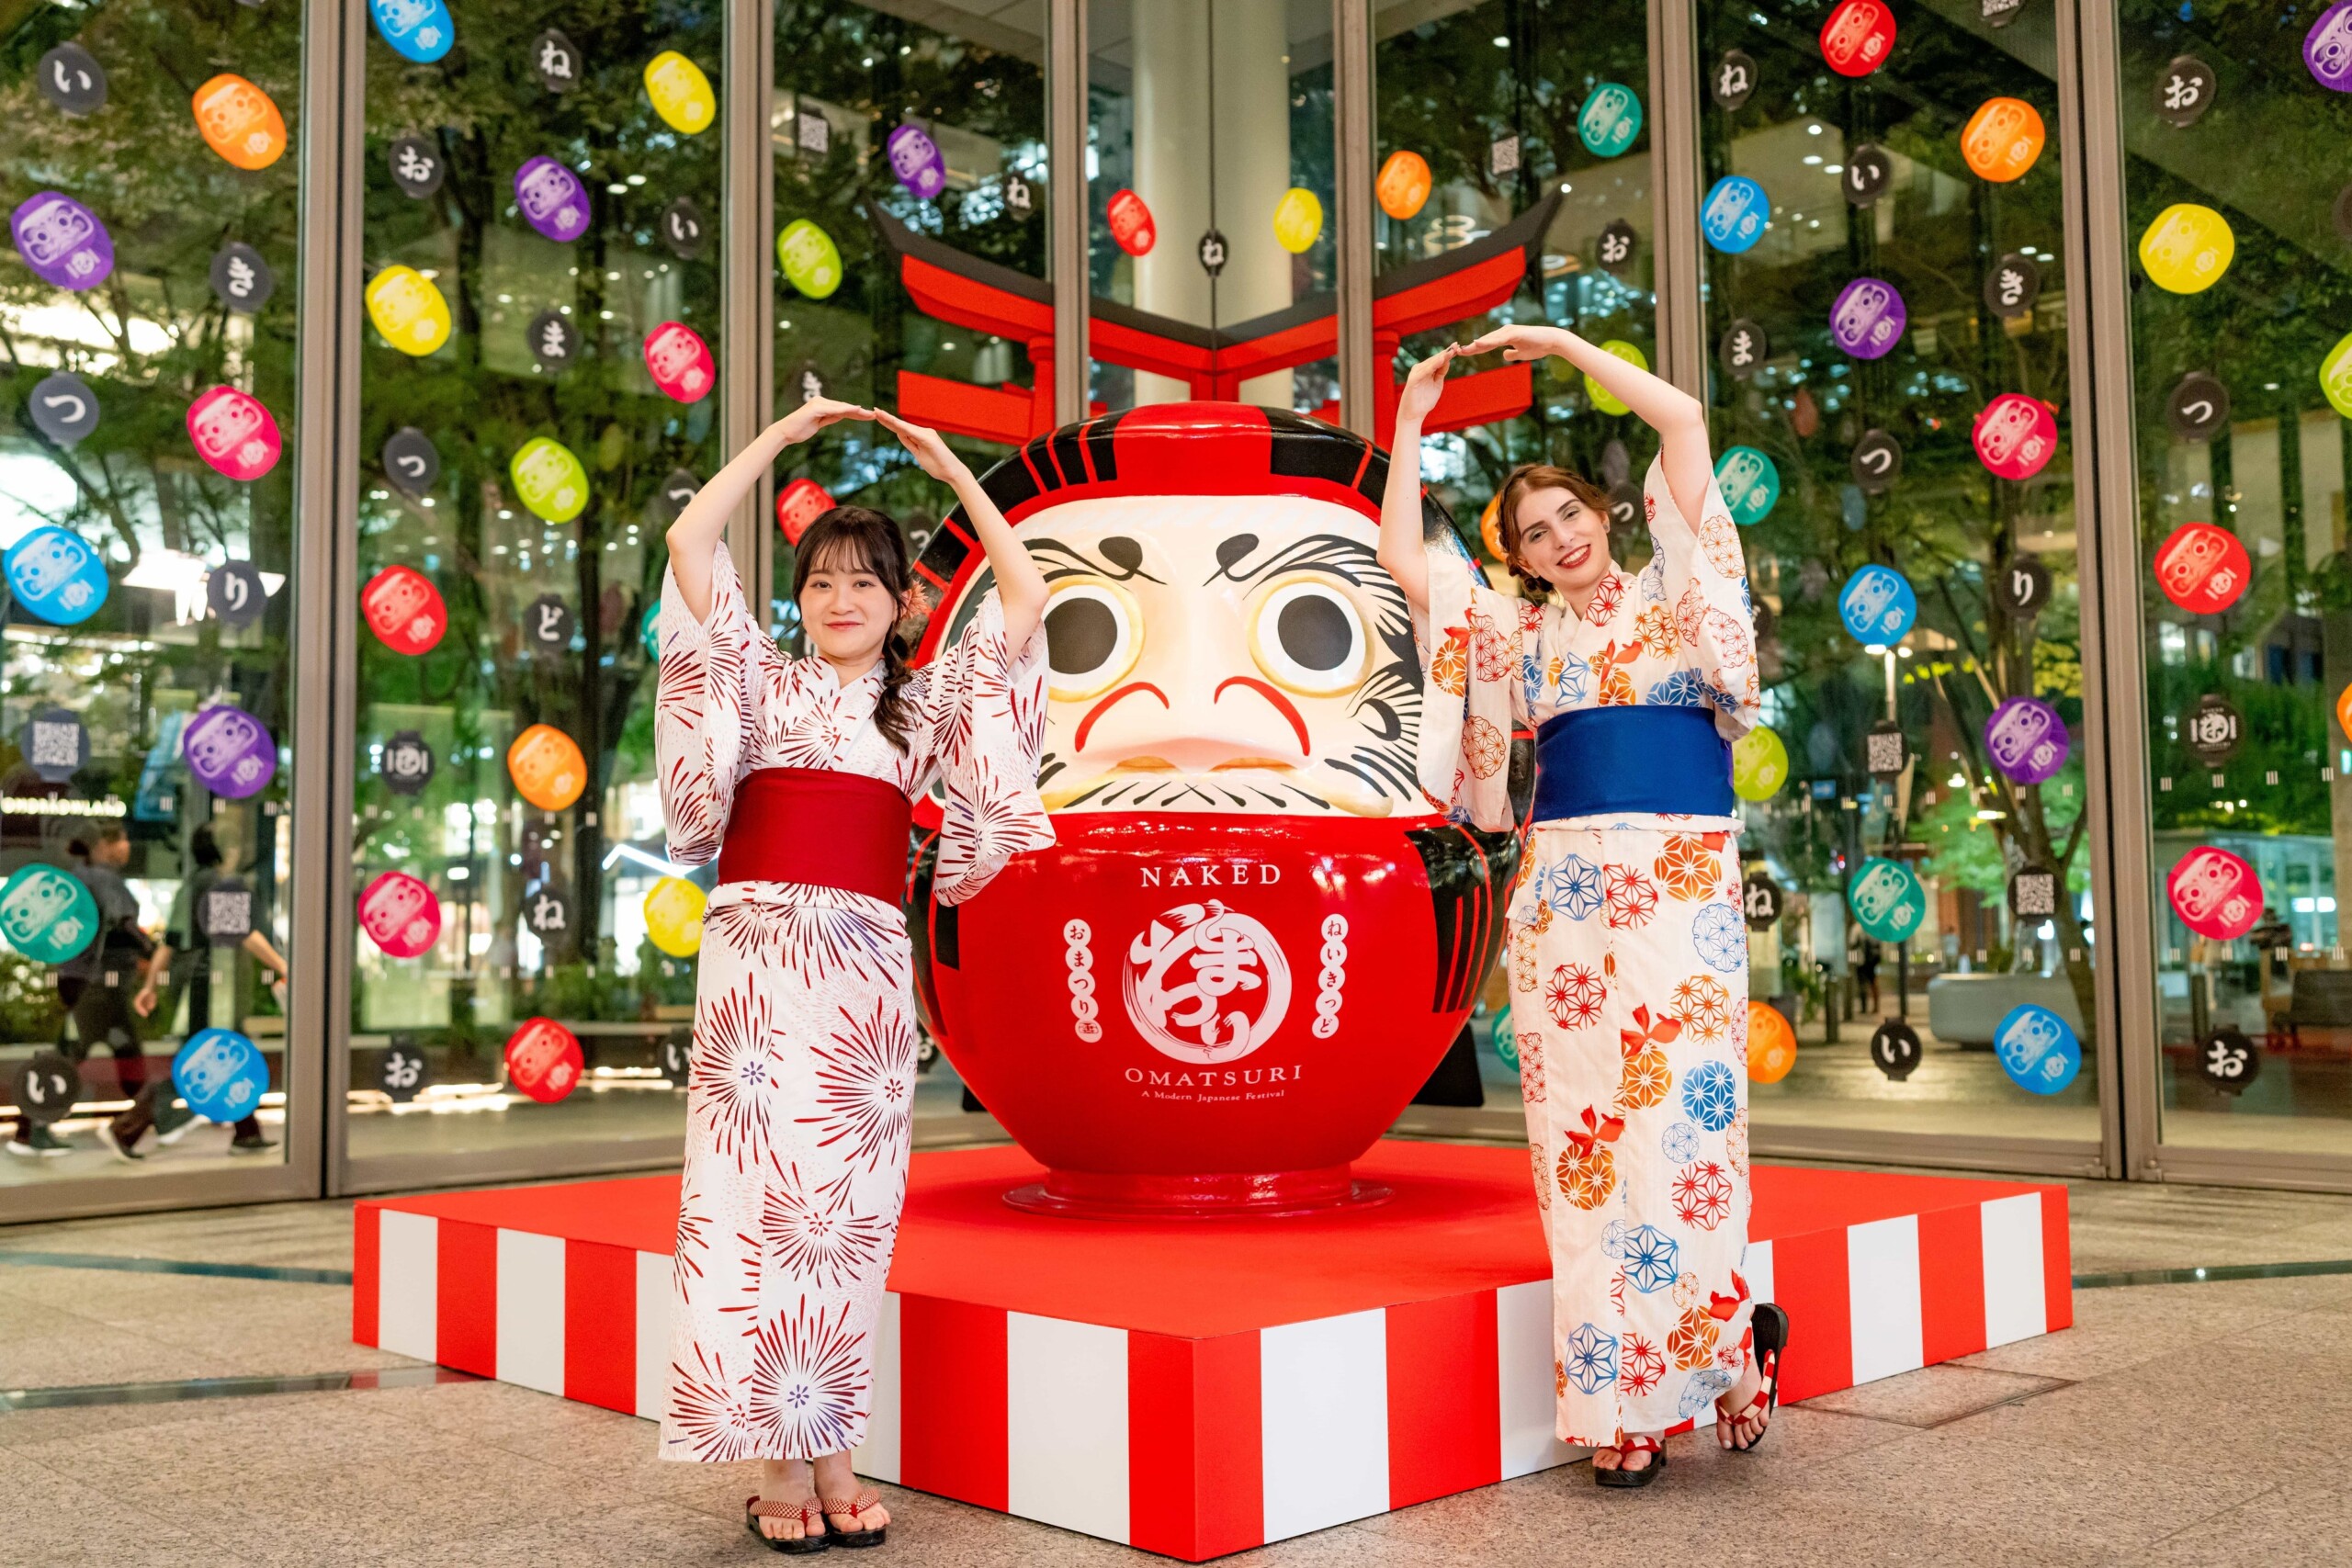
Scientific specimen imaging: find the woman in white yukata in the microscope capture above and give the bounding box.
[1376,327,1789,1488]
[655,396,1051,1550]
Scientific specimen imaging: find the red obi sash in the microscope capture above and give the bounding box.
[717,767,913,905]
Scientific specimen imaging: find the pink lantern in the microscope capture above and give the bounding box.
[642,321,715,403]
[186,386,282,481]
[2166,846,2261,942]
[1972,393,2058,481]
[1107,189,1157,256]
[358,870,442,958]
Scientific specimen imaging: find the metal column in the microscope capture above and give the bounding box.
[1334,0,1376,439]
[1647,0,1706,398]
[1049,0,1090,426]
[724,0,777,603]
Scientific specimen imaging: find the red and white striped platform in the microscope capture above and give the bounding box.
[352,1140,2069,1560]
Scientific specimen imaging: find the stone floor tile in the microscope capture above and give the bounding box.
[1799,1362,2069,1427]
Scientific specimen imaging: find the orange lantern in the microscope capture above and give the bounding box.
[1747,999,1796,1084]
[1479,491,1507,563]
[191,74,288,172]
[1377,151,1432,220]
[1960,96,2045,184]
[507,723,587,811]
[2335,681,2352,742]
[1106,188,1156,256]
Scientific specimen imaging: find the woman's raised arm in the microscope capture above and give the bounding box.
[1374,345,1459,616]
[664,397,870,622]
[874,408,1047,650]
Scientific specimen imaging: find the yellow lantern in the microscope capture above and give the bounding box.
[644,876,707,958]
[507,723,587,812]
[2137,203,2234,294]
[1272,186,1324,254]
[1731,725,1788,801]
[510,437,589,524]
[1376,151,1432,220]
[643,51,716,135]
[2321,329,2352,421]
[776,219,843,299]
[1585,340,1648,416]
[364,265,451,357]
[191,74,288,171]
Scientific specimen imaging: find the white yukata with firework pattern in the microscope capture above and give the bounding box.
[652,542,1051,1461]
[1417,457,1764,1447]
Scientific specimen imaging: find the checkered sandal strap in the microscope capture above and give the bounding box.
[749,1496,823,1523]
[820,1487,883,1520]
[1612,1435,1662,1457]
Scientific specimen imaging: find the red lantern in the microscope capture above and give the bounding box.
[1106,188,1157,256]
[775,478,836,544]
[504,1017,583,1103]
[1820,0,1897,77]
[1972,393,2058,481]
[360,565,447,656]
[2166,846,2260,942]
[2152,522,2251,615]
[641,321,715,403]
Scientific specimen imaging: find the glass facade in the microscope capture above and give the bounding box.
[15,0,2352,1213]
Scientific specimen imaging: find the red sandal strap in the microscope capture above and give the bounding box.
[820,1487,883,1517]
[1612,1434,1662,1455]
[749,1496,823,1523]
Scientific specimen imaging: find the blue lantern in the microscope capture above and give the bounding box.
[1701,176,1771,254]
[1838,564,1918,644]
[1993,1004,2081,1095]
[5,525,109,626]
[368,0,456,64]
[174,1028,271,1122]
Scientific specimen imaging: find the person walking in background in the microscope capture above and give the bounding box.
[1377,327,1788,1486]
[1851,930,1883,1015]
[140,824,289,1155]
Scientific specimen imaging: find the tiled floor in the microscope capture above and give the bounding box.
[3,1168,2349,1566]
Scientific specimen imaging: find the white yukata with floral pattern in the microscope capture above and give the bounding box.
[1418,456,1764,1446]
[653,542,1050,1461]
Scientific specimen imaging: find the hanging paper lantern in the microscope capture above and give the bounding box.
[1961,96,2045,183]
[2151,521,2250,615]
[2306,2,2352,91]
[1838,564,1917,644]
[1984,696,2070,785]
[1747,1001,1796,1084]
[510,436,589,524]
[2336,681,2352,742]
[364,264,451,355]
[514,155,592,243]
[886,123,948,200]
[0,864,99,964]
[2320,329,2352,419]
[1577,83,1644,158]
[1829,276,1907,360]
[191,74,288,171]
[1994,1004,2080,1095]
[1699,175,1770,254]
[1376,151,1432,220]
[643,51,716,135]
[359,870,442,957]
[185,386,282,482]
[1973,393,2059,481]
[11,191,113,291]
[509,723,588,811]
[505,1018,584,1103]
[1584,340,1647,416]
[182,703,277,799]
[1272,186,1324,254]
[644,876,707,957]
[1731,725,1789,801]
[1478,492,1506,562]
[643,321,716,403]
[775,478,836,544]
[173,1029,270,1122]
[776,218,843,298]
[368,0,454,63]
[1714,446,1780,525]
[1107,189,1156,256]
[1819,0,1896,77]
[1848,856,1926,944]
[360,564,447,655]
[2137,203,2233,294]
[4,525,110,626]
[2166,845,2260,942]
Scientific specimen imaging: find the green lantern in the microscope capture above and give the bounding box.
[1731,725,1789,801]
[777,219,843,299]
[510,436,589,524]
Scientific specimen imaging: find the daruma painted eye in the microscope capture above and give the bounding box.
[1251,580,1366,694]
[1042,582,1138,700]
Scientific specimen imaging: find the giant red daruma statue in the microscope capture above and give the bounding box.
[906,403,1520,1214]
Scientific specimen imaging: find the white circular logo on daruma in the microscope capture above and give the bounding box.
[1123,900,1292,1065]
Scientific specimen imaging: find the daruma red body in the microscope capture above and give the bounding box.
[905,404,1517,1213]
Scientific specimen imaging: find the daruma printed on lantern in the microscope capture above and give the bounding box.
[191,74,288,171]
[1819,0,1896,76]
[642,321,714,402]
[5,525,110,626]
[181,704,277,799]
[1106,188,1156,256]
[775,219,842,299]
[510,436,588,523]
[886,122,947,200]
[1849,855,1926,943]
[508,723,587,811]
[1984,695,2069,785]
[173,1029,268,1122]
[1700,175,1770,254]
[1747,1000,1795,1084]
[504,1018,583,1103]
[2153,521,2250,615]
[12,192,113,291]
[775,477,834,543]
[1375,150,1431,219]
[1732,725,1788,801]
[907,404,1517,1214]
[1961,96,2044,183]
[2138,203,2233,293]
[1577,82,1643,157]
[186,386,281,481]
[644,875,706,957]
[1973,392,2058,480]
[365,265,450,355]
[1830,276,1906,360]
[359,870,440,958]
[0,864,97,964]
[1586,341,1647,416]
[1272,186,1324,254]
[360,564,447,655]
[2167,845,2260,942]
[514,156,592,243]
[643,51,715,135]
[2319,329,2352,420]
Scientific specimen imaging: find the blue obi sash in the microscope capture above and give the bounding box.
[1532,705,1736,823]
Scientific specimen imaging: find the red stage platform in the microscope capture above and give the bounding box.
[352,1140,2069,1560]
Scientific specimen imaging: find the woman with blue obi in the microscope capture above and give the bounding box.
[1377,327,1788,1487]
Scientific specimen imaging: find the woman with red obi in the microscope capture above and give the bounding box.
[1377,329,1788,1487]
[654,397,1051,1549]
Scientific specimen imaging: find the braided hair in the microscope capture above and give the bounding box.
[1495,462,1613,602]
[791,504,919,753]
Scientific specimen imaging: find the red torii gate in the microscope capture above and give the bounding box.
[875,191,1563,451]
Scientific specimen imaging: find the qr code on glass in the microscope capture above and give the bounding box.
[2012,872,2056,918]
[1865,729,1905,774]
[204,889,252,937]
[28,720,80,770]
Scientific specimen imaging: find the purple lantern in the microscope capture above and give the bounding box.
[181,704,278,800]
[1829,276,1907,360]
[886,122,947,200]
[11,192,114,292]
[514,156,592,243]
[1983,696,2070,786]
[2307,2,2352,92]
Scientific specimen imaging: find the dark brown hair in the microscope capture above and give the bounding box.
[791,505,917,753]
[1496,462,1611,601]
